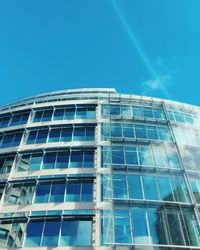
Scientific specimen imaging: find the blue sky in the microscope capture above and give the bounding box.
[0,0,200,106]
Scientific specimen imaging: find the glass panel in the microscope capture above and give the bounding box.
[138,147,153,166]
[41,221,60,246]
[111,123,122,137]
[86,106,96,119]
[69,152,83,168]
[25,221,44,246]
[190,180,200,203]
[83,152,94,168]
[85,127,95,141]
[18,154,30,171]
[81,183,93,201]
[60,220,91,246]
[125,147,138,165]
[113,174,127,199]
[29,153,43,171]
[66,183,81,201]
[43,153,56,169]
[48,129,61,142]
[27,131,37,144]
[152,144,168,168]
[131,206,149,244]
[123,124,135,138]
[73,127,85,141]
[146,126,159,140]
[64,107,75,120]
[35,183,51,203]
[56,152,69,168]
[143,107,154,118]
[135,125,147,139]
[101,211,114,244]
[49,183,65,202]
[148,207,160,244]
[133,106,143,117]
[12,133,22,147]
[0,115,11,128]
[158,177,174,202]
[53,109,64,120]
[171,177,189,203]
[42,110,53,121]
[36,130,48,144]
[143,176,159,200]
[102,104,110,116]
[61,128,72,141]
[110,105,120,116]
[2,134,14,147]
[10,114,21,126]
[114,210,131,243]
[128,175,143,199]
[121,105,132,116]
[20,113,29,123]
[112,149,124,164]
[153,108,165,120]
[76,107,86,119]
[19,183,35,204]
[33,111,43,122]
[0,156,14,174]
[158,127,172,141]
[165,208,185,245]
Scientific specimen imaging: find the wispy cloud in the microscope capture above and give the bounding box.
[141,74,172,99]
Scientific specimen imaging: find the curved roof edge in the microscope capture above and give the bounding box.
[0,88,117,108]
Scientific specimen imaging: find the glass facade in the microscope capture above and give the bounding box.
[0,88,200,250]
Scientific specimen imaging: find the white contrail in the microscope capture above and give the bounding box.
[111,0,171,99]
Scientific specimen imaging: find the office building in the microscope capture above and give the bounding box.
[0,88,200,249]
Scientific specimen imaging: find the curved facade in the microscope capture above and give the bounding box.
[0,88,200,250]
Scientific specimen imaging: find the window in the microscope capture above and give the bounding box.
[102,174,189,203]
[102,145,180,170]
[0,132,23,148]
[0,112,29,128]
[17,150,95,171]
[101,207,200,246]
[26,126,95,145]
[60,220,92,246]
[25,221,44,246]
[35,183,51,203]
[0,155,15,174]
[34,105,96,122]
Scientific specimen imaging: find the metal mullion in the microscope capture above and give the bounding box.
[80,181,83,202]
[39,150,45,170]
[84,126,86,142]
[45,127,50,144]
[47,181,53,203]
[140,174,145,200]
[136,146,140,166]
[144,207,151,244]
[75,104,78,120]
[39,219,46,247]
[58,127,64,142]
[82,151,85,169]
[63,180,67,202]
[54,151,58,169]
